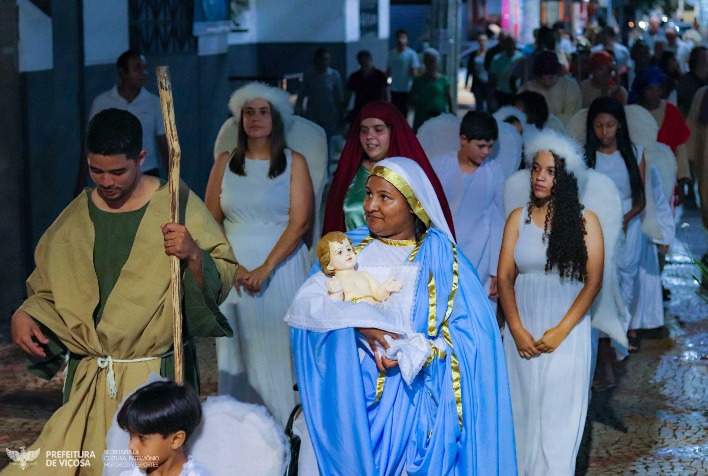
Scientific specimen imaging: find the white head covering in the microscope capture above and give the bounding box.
[369,157,455,243]
[523,128,589,190]
[228,82,294,130]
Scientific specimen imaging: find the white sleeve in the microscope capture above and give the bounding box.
[153,94,166,135]
[489,168,505,277]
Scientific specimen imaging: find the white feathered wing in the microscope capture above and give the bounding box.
[104,375,290,476]
[642,143,677,242]
[415,113,522,178]
[503,170,630,348]
[416,113,460,160]
[213,115,328,254]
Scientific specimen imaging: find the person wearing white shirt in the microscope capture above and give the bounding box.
[664,27,692,73]
[88,50,168,177]
[431,111,505,301]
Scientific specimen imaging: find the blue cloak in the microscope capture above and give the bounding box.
[292,227,516,475]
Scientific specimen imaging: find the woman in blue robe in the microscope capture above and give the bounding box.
[290,157,516,475]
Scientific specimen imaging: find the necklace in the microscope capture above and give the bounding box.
[373,235,417,247]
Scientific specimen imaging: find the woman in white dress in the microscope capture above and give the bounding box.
[205,83,313,425]
[585,96,646,355]
[498,130,604,476]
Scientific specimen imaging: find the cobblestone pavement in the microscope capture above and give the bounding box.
[1,209,706,473]
[580,206,708,476]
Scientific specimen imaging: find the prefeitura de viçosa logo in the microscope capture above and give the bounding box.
[5,447,40,470]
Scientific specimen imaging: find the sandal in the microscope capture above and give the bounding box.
[627,333,641,353]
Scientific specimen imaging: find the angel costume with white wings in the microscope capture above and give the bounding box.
[211,83,328,425]
[566,105,677,334]
[417,113,520,296]
[503,128,629,347]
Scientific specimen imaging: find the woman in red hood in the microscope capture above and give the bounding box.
[323,100,455,237]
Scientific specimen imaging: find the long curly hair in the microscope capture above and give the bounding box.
[527,152,588,281]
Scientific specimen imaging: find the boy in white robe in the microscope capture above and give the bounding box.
[431,111,505,300]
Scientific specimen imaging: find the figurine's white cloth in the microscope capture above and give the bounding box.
[378,334,446,386]
[285,264,419,334]
[285,263,432,385]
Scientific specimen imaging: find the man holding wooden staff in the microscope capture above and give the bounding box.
[5,108,238,476]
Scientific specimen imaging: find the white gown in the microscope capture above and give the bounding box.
[431,153,505,295]
[503,209,591,476]
[216,150,311,425]
[594,146,644,315]
[631,167,675,330]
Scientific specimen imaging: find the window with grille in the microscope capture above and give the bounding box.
[129,0,197,55]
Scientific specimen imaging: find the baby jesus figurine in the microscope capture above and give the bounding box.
[317,232,403,305]
[286,232,430,385]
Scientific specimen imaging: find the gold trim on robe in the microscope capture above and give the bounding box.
[370,166,432,227]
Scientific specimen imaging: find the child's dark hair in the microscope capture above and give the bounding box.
[459,110,498,141]
[86,108,143,160]
[504,116,522,129]
[117,381,202,440]
[514,91,549,129]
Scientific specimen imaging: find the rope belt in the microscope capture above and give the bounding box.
[93,350,175,399]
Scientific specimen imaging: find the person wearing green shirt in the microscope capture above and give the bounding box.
[6,108,238,476]
[411,48,453,131]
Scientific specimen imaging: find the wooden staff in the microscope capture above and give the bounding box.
[156,66,184,385]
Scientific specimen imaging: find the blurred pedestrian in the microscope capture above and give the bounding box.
[520,51,582,125]
[466,34,490,111]
[579,51,628,107]
[343,50,389,128]
[410,48,453,131]
[387,29,421,118]
[86,50,168,178]
[296,47,344,170]
[489,35,522,109]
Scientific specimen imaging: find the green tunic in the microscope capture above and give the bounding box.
[343,164,370,231]
[6,181,237,476]
[30,188,233,401]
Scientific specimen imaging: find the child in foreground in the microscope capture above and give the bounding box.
[117,381,210,476]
